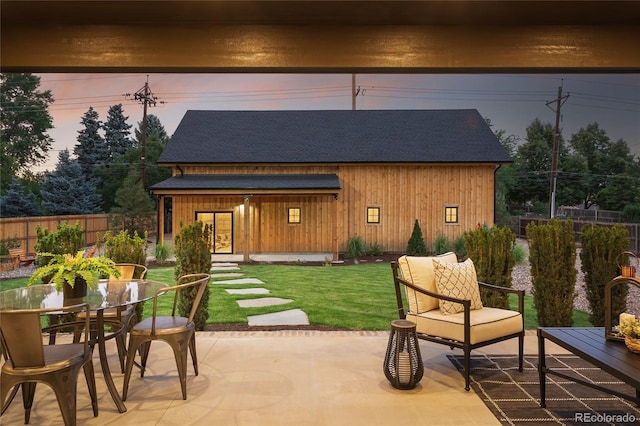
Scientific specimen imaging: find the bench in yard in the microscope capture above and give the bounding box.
[8,248,36,268]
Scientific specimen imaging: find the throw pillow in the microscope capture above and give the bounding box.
[397,252,458,313]
[433,258,483,315]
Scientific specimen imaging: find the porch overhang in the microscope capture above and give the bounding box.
[150,174,341,196]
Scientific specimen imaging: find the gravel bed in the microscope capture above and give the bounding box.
[512,239,639,316]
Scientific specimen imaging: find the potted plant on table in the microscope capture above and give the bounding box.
[28,250,121,298]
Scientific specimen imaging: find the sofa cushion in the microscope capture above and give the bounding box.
[407,307,523,345]
[433,258,483,314]
[397,252,458,313]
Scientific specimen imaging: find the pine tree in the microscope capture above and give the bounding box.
[40,150,103,215]
[0,177,41,217]
[104,103,132,157]
[133,114,168,145]
[74,107,109,177]
[0,73,54,191]
[110,168,156,236]
[406,219,427,256]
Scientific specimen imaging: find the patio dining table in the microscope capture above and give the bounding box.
[0,279,168,413]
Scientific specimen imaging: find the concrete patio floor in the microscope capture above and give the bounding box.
[1,330,566,426]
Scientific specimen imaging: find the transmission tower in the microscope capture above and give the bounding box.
[124,76,162,189]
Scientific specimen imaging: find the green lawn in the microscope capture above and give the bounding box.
[0,263,592,330]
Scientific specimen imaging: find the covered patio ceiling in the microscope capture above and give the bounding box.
[1,1,638,73]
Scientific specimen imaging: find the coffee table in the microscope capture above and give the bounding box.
[537,327,640,407]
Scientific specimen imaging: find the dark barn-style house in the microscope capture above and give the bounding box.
[151,109,511,261]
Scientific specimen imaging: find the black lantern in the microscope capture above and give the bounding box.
[383,319,423,390]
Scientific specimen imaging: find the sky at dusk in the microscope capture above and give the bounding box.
[34,73,639,172]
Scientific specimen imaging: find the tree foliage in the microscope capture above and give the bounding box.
[104,103,132,157]
[173,221,211,331]
[463,225,516,309]
[40,150,103,215]
[526,218,577,327]
[0,73,54,191]
[74,107,109,178]
[0,177,41,217]
[579,224,629,326]
[406,219,427,256]
[109,168,156,237]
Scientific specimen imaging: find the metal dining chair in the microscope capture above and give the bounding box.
[0,303,98,426]
[75,263,148,373]
[122,273,211,401]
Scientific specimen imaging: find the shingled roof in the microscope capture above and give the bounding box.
[157,109,511,164]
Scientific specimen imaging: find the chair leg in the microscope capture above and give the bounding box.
[169,338,191,400]
[139,341,152,377]
[50,366,80,426]
[463,348,471,391]
[0,380,20,416]
[21,382,36,424]
[122,335,147,401]
[189,333,199,376]
[83,361,99,418]
[518,333,524,372]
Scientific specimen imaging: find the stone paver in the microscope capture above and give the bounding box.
[211,278,264,285]
[211,272,244,278]
[236,297,293,308]
[225,288,270,295]
[248,309,310,326]
[210,266,240,271]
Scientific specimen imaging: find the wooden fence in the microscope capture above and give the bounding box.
[511,216,640,253]
[0,214,112,254]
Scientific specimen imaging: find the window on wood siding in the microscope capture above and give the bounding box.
[367,207,381,224]
[288,207,301,224]
[445,206,459,224]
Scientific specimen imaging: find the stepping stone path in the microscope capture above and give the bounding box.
[211,262,310,326]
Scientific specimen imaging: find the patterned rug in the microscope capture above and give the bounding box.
[447,354,640,425]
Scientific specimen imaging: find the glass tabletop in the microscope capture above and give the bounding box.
[0,279,168,311]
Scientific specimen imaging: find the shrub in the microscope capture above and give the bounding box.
[174,221,211,330]
[344,235,366,259]
[526,218,577,327]
[580,224,629,326]
[621,204,640,223]
[367,242,382,257]
[34,222,84,269]
[432,234,451,255]
[464,225,516,309]
[406,219,427,256]
[154,243,171,263]
[101,230,148,265]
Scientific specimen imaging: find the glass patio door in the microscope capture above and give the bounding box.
[196,212,233,254]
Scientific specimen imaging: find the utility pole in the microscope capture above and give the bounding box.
[352,73,361,110]
[124,75,161,189]
[546,82,569,218]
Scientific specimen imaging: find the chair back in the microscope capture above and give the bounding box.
[111,263,148,280]
[0,304,90,368]
[150,273,210,334]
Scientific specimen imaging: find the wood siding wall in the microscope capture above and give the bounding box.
[169,163,497,254]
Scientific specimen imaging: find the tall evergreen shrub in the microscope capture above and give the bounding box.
[406,219,427,256]
[526,218,577,327]
[174,222,211,330]
[580,224,629,326]
[464,225,516,309]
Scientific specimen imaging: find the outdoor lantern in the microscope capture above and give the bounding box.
[383,319,423,390]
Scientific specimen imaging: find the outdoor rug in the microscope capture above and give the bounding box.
[447,354,640,425]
